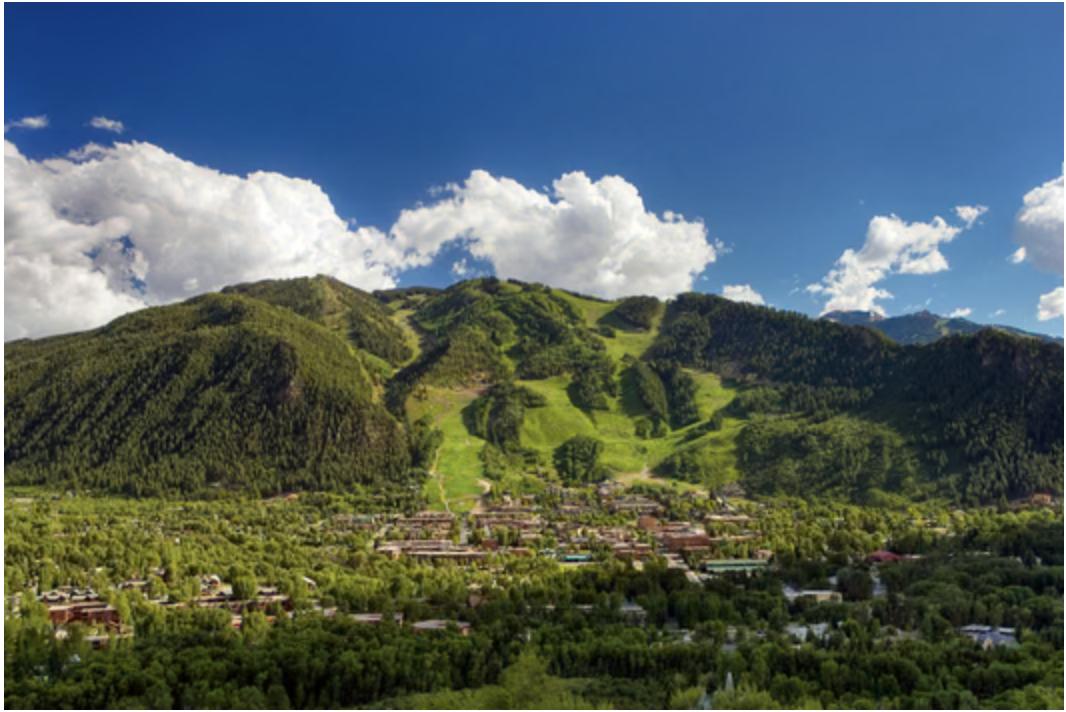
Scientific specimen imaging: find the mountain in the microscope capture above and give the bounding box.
[222,275,414,366]
[4,277,1062,505]
[647,294,1063,503]
[823,309,1064,346]
[4,292,414,497]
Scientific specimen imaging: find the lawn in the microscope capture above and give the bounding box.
[408,387,488,511]
[401,289,748,505]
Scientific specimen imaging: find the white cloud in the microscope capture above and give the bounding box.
[1013,168,1064,277]
[4,139,404,340]
[4,115,49,132]
[451,259,469,277]
[89,116,125,134]
[1009,246,1027,264]
[390,170,717,300]
[948,308,972,319]
[992,309,1006,317]
[954,205,988,228]
[1037,287,1064,321]
[806,213,968,315]
[722,285,765,306]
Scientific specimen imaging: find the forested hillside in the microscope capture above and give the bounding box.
[4,294,413,497]
[823,309,1064,347]
[3,278,1062,506]
[222,276,413,366]
[650,294,1064,503]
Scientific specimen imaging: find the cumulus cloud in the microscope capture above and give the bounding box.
[722,285,765,306]
[4,115,49,132]
[954,205,988,228]
[451,259,469,277]
[4,139,404,340]
[992,309,1006,318]
[1013,168,1064,277]
[948,308,972,319]
[88,116,125,134]
[806,213,970,315]
[390,170,717,300]
[1011,168,1064,324]
[1038,287,1064,321]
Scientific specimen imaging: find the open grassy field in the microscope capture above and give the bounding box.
[520,369,742,476]
[396,288,745,508]
[407,387,487,511]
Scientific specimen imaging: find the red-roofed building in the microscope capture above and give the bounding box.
[867,550,901,564]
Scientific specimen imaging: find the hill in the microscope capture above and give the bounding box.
[823,309,1064,346]
[222,275,414,366]
[4,277,1062,507]
[4,293,414,497]
[651,294,1063,503]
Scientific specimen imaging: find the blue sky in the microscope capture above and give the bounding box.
[5,4,1063,340]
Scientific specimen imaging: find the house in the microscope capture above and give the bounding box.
[352,613,404,626]
[791,590,842,604]
[609,497,662,516]
[959,625,1016,649]
[612,542,654,561]
[411,619,472,636]
[701,559,768,577]
[662,533,712,554]
[866,550,901,565]
[619,602,647,625]
[47,602,121,627]
[1029,491,1055,507]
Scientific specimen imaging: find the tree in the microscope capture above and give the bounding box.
[554,436,609,485]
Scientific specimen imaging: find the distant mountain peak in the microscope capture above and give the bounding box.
[820,309,1063,347]
[823,310,885,325]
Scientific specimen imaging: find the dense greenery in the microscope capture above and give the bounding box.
[609,296,662,331]
[4,295,413,497]
[737,416,921,502]
[465,382,548,453]
[386,328,514,415]
[571,360,620,411]
[223,276,413,366]
[5,491,1062,710]
[627,357,670,424]
[648,294,1064,501]
[624,358,700,430]
[554,436,610,485]
[4,276,1062,506]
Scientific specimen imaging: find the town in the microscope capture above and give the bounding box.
[10,481,1055,657]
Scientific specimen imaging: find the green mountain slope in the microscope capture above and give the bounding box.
[222,275,414,366]
[4,277,1061,507]
[4,294,412,497]
[650,294,1064,503]
[824,309,1064,346]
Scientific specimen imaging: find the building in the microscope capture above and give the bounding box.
[866,550,901,565]
[47,602,120,627]
[352,613,404,626]
[701,559,769,577]
[619,602,647,625]
[411,619,472,636]
[959,625,1016,649]
[609,497,662,516]
[662,533,713,554]
[1029,491,1055,506]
